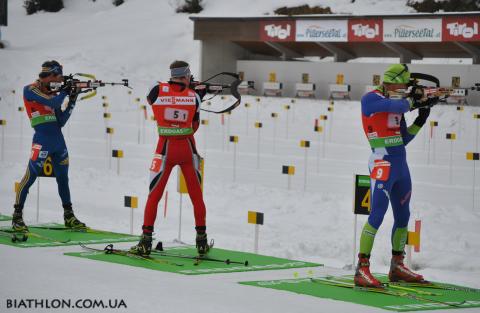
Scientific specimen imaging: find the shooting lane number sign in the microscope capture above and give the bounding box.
[354,174,370,215]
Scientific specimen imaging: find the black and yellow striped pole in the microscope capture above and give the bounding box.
[141,104,147,144]
[284,105,290,139]
[467,152,479,210]
[291,98,296,123]
[124,196,138,235]
[230,136,239,182]
[106,127,114,168]
[244,102,251,135]
[456,105,464,137]
[127,90,132,107]
[103,112,111,132]
[474,113,480,151]
[248,211,264,253]
[320,115,328,158]
[428,121,438,165]
[225,111,232,152]
[112,149,124,175]
[314,119,324,173]
[201,119,209,159]
[282,165,295,190]
[221,113,226,152]
[300,140,310,191]
[255,122,263,169]
[255,97,261,120]
[17,106,25,151]
[271,112,278,153]
[327,106,334,141]
[446,133,456,183]
[102,101,109,113]
[135,97,141,144]
[11,90,16,110]
[0,119,5,161]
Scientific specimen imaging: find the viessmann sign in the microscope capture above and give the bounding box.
[257,16,480,42]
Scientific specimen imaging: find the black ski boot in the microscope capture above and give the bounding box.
[12,204,28,232]
[63,204,86,229]
[130,226,153,255]
[195,226,210,256]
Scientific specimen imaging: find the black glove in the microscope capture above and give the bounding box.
[408,86,424,101]
[59,79,72,92]
[65,84,80,101]
[413,107,430,127]
[424,96,440,107]
[410,96,439,110]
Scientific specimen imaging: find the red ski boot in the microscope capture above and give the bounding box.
[354,254,383,288]
[389,254,426,283]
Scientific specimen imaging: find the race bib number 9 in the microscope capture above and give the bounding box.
[164,108,188,122]
[370,160,391,181]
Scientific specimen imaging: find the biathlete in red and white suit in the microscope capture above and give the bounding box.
[131,60,209,256]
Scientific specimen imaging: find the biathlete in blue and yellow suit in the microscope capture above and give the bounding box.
[12,60,86,232]
[354,64,439,287]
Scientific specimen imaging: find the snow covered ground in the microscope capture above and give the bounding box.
[1,1,480,312]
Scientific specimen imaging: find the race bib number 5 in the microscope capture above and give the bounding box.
[370,160,391,181]
[164,108,188,122]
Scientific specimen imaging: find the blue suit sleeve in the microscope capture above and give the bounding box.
[361,92,411,117]
[24,85,68,110]
[55,98,76,128]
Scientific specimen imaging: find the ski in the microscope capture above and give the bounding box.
[311,277,466,308]
[80,244,184,267]
[0,228,70,244]
[324,276,441,296]
[0,230,28,243]
[389,281,480,293]
[152,242,248,266]
[29,225,120,235]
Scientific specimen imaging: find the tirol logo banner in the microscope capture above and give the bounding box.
[443,16,480,41]
[383,18,442,42]
[259,20,295,41]
[296,20,348,42]
[348,18,382,42]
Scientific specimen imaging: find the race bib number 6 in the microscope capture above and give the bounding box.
[370,160,391,181]
[164,108,188,122]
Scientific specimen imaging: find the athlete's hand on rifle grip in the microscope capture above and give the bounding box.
[408,86,425,101]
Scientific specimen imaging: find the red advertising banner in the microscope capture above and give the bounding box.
[348,18,382,42]
[260,20,295,42]
[443,16,480,41]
